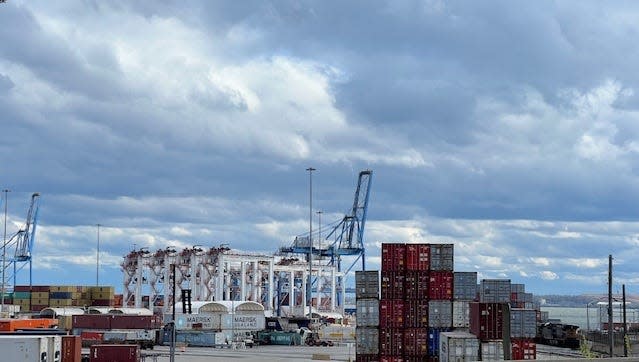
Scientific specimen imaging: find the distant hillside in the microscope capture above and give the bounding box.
[536,294,639,307]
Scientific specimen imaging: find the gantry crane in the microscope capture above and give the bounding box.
[280,170,373,274]
[4,193,40,289]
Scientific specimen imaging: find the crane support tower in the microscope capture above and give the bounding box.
[122,246,345,317]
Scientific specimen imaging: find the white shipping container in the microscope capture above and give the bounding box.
[46,335,61,362]
[452,301,470,328]
[174,313,223,330]
[439,331,479,362]
[481,340,504,361]
[221,313,266,331]
[0,335,52,362]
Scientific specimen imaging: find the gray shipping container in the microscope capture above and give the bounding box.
[479,279,511,303]
[355,271,380,299]
[511,283,525,294]
[522,292,533,303]
[356,327,379,355]
[439,331,480,362]
[454,272,477,300]
[430,244,454,271]
[481,340,504,361]
[452,301,470,328]
[429,300,453,328]
[356,299,380,327]
[510,309,537,338]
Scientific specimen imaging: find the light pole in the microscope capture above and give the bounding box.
[1,189,9,311]
[316,210,322,311]
[96,224,101,286]
[306,167,315,319]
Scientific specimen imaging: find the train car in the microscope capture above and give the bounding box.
[536,322,580,349]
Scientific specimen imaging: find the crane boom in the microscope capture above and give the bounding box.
[14,193,40,262]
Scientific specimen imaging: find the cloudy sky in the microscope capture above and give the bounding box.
[2,0,639,296]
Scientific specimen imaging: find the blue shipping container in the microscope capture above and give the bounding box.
[428,327,451,357]
[50,292,73,299]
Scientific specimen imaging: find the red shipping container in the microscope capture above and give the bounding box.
[511,292,518,302]
[382,243,406,271]
[406,244,430,271]
[62,335,82,362]
[429,271,453,300]
[404,300,429,328]
[14,285,30,292]
[469,302,504,341]
[379,328,403,356]
[73,315,112,329]
[110,315,162,330]
[380,299,405,328]
[379,357,403,362]
[405,271,429,300]
[381,271,405,300]
[92,299,112,306]
[511,338,536,360]
[90,344,140,362]
[403,328,428,356]
[31,304,48,312]
[81,331,104,347]
[404,357,428,362]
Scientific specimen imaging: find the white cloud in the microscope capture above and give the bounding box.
[540,271,559,280]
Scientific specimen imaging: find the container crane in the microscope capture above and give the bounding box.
[321,170,372,273]
[5,193,40,289]
[280,170,373,274]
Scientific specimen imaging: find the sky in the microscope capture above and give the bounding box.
[2,0,639,296]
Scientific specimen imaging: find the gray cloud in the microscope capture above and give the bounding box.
[2,0,639,294]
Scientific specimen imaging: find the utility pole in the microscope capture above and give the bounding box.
[608,254,613,357]
[306,167,315,319]
[170,263,176,362]
[1,189,9,311]
[623,284,627,357]
[96,224,101,286]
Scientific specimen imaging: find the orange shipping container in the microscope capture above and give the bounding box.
[0,318,58,331]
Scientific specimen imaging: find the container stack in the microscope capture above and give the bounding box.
[468,278,538,360]
[404,243,430,361]
[13,285,116,311]
[427,244,454,361]
[380,243,407,361]
[13,285,50,311]
[471,279,510,361]
[452,272,477,330]
[510,308,537,360]
[355,270,380,362]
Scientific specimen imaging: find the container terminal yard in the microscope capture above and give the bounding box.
[0,171,635,361]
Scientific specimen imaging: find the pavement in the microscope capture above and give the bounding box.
[141,344,355,361]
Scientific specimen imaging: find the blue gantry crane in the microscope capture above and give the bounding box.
[280,170,373,274]
[5,192,40,289]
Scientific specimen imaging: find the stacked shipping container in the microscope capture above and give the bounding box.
[469,279,538,360]
[12,285,116,311]
[354,243,539,361]
[356,271,380,361]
